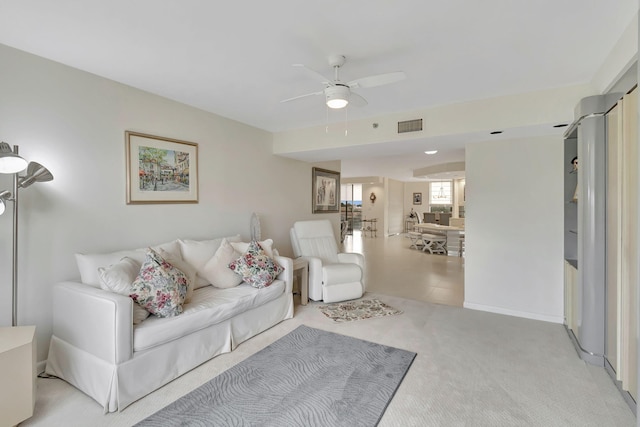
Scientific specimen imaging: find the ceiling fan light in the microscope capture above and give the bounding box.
[327,98,348,109]
[325,86,350,109]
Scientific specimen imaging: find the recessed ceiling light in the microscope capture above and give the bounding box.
[490,131,503,135]
[553,123,569,128]
[424,150,438,155]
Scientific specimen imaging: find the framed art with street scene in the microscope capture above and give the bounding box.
[125,131,199,204]
[312,167,340,213]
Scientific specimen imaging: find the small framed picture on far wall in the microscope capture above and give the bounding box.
[413,192,422,205]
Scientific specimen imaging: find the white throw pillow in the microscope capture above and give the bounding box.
[178,235,241,288]
[230,239,275,258]
[98,257,140,295]
[200,238,244,289]
[157,247,197,303]
[76,250,138,287]
[97,257,150,324]
[75,240,180,286]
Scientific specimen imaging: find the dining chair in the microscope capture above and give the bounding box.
[423,212,437,223]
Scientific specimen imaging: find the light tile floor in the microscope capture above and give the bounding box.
[341,230,464,307]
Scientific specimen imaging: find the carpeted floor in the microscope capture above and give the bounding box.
[136,325,415,426]
[23,293,636,426]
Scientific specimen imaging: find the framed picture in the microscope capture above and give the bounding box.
[125,131,199,204]
[312,167,340,213]
[413,192,422,205]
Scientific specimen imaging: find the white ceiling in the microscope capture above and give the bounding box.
[0,1,636,181]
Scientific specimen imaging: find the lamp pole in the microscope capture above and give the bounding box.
[0,142,53,327]
[11,145,19,327]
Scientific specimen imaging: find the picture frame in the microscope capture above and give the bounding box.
[312,167,340,213]
[125,131,199,204]
[413,192,422,205]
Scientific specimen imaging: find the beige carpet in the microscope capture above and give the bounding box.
[24,293,635,426]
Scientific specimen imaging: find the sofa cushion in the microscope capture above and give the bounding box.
[201,238,244,289]
[97,257,141,295]
[130,248,188,318]
[75,240,181,287]
[133,280,285,352]
[230,239,275,258]
[228,241,284,289]
[97,257,150,324]
[178,235,241,288]
[157,247,197,303]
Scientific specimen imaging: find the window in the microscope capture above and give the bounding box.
[341,184,363,232]
[429,181,452,205]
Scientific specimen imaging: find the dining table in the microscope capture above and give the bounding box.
[414,223,465,256]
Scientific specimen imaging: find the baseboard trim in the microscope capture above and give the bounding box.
[463,302,563,324]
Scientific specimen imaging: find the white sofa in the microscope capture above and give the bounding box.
[45,236,294,413]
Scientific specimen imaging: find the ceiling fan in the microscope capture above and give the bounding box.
[281,55,406,109]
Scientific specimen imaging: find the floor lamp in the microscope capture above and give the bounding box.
[0,142,53,327]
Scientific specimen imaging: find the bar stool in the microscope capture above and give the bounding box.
[407,231,424,249]
[421,233,447,254]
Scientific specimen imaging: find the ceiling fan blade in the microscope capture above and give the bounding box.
[347,71,406,89]
[349,92,368,107]
[292,64,334,86]
[280,90,324,103]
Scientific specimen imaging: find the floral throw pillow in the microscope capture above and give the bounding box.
[130,248,188,318]
[228,241,284,289]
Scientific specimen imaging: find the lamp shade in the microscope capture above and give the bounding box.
[0,190,11,216]
[18,162,54,188]
[0,143,28,174]
[325,86,350,109]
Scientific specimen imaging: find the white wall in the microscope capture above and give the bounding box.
[0,44,313,362]
[362,182,384,227]
[464,136,564,323]
[385,178,404,235]
[404,181,430,221]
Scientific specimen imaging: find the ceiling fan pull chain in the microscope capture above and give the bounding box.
[345,107,348,136]
[326,105,329,133]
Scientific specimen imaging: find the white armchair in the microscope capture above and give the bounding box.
[290,220,365,303]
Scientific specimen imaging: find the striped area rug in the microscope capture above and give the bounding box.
[136,325,416,426]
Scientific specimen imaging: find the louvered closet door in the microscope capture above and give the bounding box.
[620,87,638,400]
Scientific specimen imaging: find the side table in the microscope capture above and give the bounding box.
[292,257,309,305]
[0,325,36,426]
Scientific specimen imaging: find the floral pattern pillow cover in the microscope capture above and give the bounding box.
[228,240,284,289]
[130,248,188,317]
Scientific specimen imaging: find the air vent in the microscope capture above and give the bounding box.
[398,119,423,133]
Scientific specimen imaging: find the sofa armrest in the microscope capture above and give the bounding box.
[274,255,293,294]
[52,281,133,364]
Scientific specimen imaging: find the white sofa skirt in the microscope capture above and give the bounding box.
[46,289,293,412]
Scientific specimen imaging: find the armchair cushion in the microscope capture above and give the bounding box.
[322,263,362,284]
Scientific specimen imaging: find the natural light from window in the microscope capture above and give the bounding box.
[429,181,452,204]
